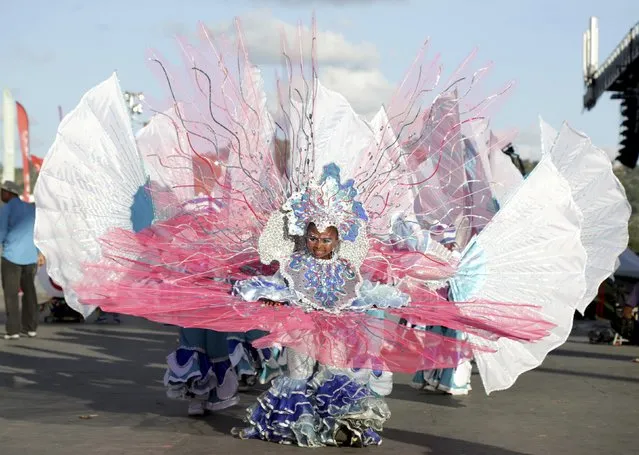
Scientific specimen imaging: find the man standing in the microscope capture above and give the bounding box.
[0,181,41,339]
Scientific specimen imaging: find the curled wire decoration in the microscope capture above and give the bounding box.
[64,17,545,374]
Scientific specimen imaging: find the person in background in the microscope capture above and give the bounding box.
[0,181,44,340]
[624,281,639,315]
[617,281,639,345]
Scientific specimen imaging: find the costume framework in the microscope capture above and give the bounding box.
[34,18,629,396]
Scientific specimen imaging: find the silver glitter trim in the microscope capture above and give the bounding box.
[258,211,295,265]
[258,209,371,313]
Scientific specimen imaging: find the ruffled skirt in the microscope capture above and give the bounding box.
[228,330,286,385]
[164,328,239,404]
[232,351,391,447]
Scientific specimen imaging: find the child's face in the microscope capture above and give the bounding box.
[306,223,339,259]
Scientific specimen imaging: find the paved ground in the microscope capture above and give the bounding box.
[0,308,638,455]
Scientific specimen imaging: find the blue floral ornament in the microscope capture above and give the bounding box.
[285,163,368,242]
[288,252,357,310]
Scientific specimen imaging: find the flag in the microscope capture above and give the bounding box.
[16,101,31,199]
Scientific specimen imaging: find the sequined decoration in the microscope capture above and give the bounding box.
[258,162,371,275]
[283,163,368,242]
[258,212,296,265]
[287,251,357,310]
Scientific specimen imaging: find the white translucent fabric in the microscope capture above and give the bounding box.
[474,125,524,206]
[34,74,146,317]
[36,264,64,299]
[286,81,375,183]
[136,107,195,208]
[540,118,631,314]
[486,147,524,206]
[459,158,588,394]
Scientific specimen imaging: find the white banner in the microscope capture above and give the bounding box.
[2,89,16,183]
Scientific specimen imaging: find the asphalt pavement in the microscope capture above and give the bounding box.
[0,307,637,455]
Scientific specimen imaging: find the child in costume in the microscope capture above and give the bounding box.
[229,165,402,446]
[33,18,630,448]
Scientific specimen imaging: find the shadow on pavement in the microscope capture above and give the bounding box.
[0,319,495,453]
[2,317,638,453]
[0,319,181,421]
[536,366,639,384]
[383,428,530,455]
[550,347,637,363]
[390,383,467,408]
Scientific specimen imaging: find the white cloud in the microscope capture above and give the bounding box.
[162,21,189,37]
[601,146,619,161]
[8,44,55,65]
[320,66,394,117]
[208,11,380,70]
[205,11,393,116]
[510,129,542,161]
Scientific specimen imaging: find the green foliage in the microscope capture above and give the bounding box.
[614,166,639,252]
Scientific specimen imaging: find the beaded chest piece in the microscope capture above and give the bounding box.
[258,163,370,313]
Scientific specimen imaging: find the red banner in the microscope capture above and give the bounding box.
[30,155,43,172]
[16,102,30,200]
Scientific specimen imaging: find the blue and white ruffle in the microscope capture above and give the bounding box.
[233,366,389,447]
[164,347,238,402]
[232,273,298,303]
[228,330,286,384]
[349,280,410,311]
[311,367,389,446]
[234,376,319,446]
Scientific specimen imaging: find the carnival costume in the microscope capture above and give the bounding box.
[34,19,630,446]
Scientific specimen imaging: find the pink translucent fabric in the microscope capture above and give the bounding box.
[138,23,513,283]
[59,20,555,374]
[74,205,554,372]
[361,241,457,283]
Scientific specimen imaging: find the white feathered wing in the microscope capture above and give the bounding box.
[452,156,588,394]
[34,73,148,317]
[539,117,631,314]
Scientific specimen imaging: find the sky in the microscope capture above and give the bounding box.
[1,0,638,164]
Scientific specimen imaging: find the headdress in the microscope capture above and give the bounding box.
[258,163,370,270]
[284,163,368,241]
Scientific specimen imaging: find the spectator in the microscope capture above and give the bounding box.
[0,181,43,340]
